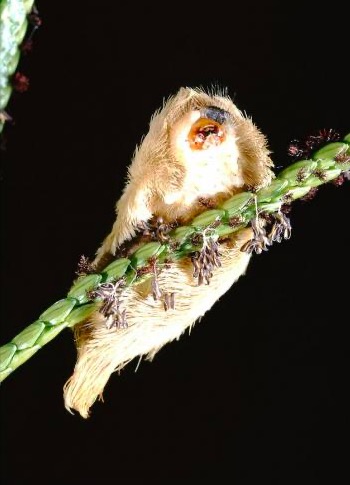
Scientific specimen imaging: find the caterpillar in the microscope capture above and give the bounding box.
[64,87,273,418]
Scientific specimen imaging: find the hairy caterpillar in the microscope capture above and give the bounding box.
[64,87,273,418]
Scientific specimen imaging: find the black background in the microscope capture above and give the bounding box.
[1,2,349,484]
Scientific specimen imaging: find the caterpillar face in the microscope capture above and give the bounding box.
[165,103,243,205]
[188,106,229,150]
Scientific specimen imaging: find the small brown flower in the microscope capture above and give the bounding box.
[191,238,221,285]
[296,167,308,183]
[76,255,95,276]
[21,39,33,54]
[12,72,29,93]
[312,168,327,181]
[89,281,127,329]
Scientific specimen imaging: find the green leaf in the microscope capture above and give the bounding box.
[11,321,45,350]
[39,298,77,325]
[343,133,350,144]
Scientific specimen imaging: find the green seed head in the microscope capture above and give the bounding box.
[39,298,77,325]
[312,142,348,161]
[68,274,102,303]
[258,201,283,213]
[11,321,45,350]
[285,187,311,200]
[169,226,196,244]
[219,192,253,216]
[9,346,41,369]
[130,242,165,268]
[307,169,342,187]
[216,224,244,237]
[257,179,289,202]
[0,344,16,372]
[316,159,336,170]
[102,258,131,282]
[66,303,98,327]
[279,160,318,183]
[35,322,69,346]
[191,209,226,228]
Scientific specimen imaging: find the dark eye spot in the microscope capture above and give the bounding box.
[200,106,230,125]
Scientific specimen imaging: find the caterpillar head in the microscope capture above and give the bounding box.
[132,87,274,217]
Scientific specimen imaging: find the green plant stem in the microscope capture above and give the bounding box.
[0,135,349,382]
[0,0,34,132]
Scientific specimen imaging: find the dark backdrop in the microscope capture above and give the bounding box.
[1,2,349,484]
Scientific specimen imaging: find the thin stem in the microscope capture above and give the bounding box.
[0,135,349,381]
